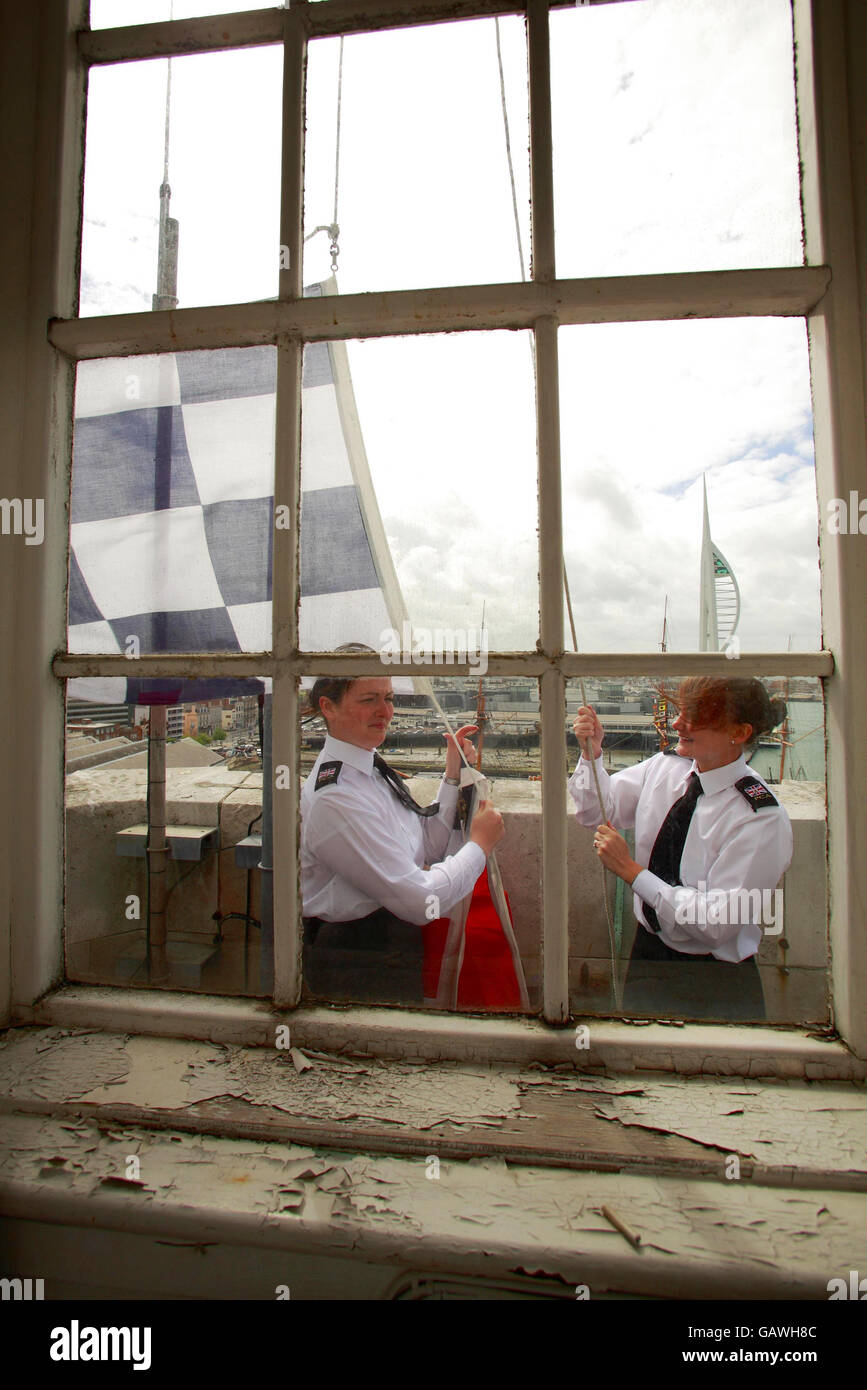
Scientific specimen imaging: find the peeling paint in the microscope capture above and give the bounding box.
[176,1045,522,1129]
[0,1028,130,1100]
[587,1076,867,1169]
[2,1024,867,1298]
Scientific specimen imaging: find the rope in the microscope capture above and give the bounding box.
[495,18,527,283]
[162,60,172,187]
[494,20,537,384]
[163,1,174,186]
[333,36,344,232]
[305,36,343,272]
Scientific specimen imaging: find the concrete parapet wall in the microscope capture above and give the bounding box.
[65,767,264,962]
[64,769,827,1022]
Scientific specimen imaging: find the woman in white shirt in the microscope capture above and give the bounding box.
[301,668,504,1005]
[570,676,793,1021]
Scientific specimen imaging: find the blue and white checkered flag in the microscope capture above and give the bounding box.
[68,282,405,705]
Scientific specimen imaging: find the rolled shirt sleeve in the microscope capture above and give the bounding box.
[421,778,462,863]
[568,754,648,831]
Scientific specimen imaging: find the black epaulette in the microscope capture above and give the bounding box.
[735,775,779,811]
[663,747,679,755]
[315,760,342,790]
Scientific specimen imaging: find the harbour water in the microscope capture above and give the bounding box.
[300,685,826,787]
[748,698,825,785]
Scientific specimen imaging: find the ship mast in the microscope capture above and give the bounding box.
[475,600,488,770]
[778,635,792,781]
[653,594,672,750]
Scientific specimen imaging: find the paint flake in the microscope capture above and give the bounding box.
[593,1076,867,1171]
[290,1048,313,1073]
[0,1029,131,1100]
[178,1049,521,1130]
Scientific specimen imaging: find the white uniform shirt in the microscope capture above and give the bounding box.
[300,734,486,926]
[568,750,793,962]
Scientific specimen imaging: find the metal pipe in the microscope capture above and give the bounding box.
[259,695,274,996]
[145,704,169,983]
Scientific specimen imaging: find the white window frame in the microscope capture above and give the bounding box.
[4,0,865,1079]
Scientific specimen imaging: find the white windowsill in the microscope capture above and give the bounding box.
[25,984,866,1081]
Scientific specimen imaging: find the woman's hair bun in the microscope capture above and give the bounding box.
[767,696,787,731]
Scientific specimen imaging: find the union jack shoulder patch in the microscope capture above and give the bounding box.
[315,761,342,790]
[735,775,778,811]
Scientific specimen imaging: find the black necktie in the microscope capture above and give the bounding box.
[643,771,703,933]
[373,754,440,818]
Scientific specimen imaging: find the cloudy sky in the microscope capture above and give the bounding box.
[81,0,820,655]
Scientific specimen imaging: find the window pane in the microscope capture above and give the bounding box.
[65,680,271,998]
[566,674,828,1025]
[299,330,538,652]
[300,675,541,1013]
[80,48,281,316]
[68,348,276,655]
[551,0,803,278]
[559,318,820,652]
[304,18,530,293]
[89,1,276,31]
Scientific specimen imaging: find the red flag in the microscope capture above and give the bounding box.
[423,867,523,1009]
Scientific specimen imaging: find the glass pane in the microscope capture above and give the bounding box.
[566,674,828,1025]
[80,47,281,315]
[551,0,803,278]
[65,679,272,998]
[304,18,530,292]
[89,1,276,31]
[68,347,276,655]
[300,674,541,1012]
[559,318,820,652]
[299,330,538,652]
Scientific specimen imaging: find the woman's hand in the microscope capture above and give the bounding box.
[444,724,478,780]
[574,705,604,760]
[470,800,505,854]
[593,823,641,884]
